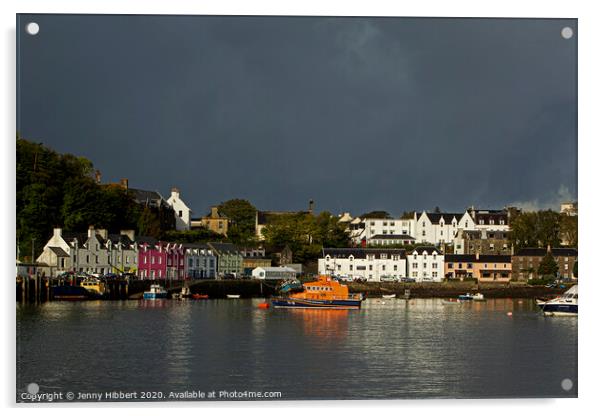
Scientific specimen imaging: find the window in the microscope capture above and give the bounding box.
[380,254,387,260]
[432,271,438,278]
[448,263,453,268]
[369,265,373,271]
[500,220,505,225]
[465,221,468,228]
[422,230,426,236]
[432,263,438,268]
[178,210,182,217]
[467,263,473,269]
[394,265,398,271]
[349,265,353,271]
[423,263,427,268]
[479,219,484,225]
[412,263,418,269]
[489,219,495,225]
[382,265,386,271]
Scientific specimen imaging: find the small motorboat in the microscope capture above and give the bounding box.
[539,285,578,316]
[191,293,209,299]
[143,284,168,300]
[382,294,396,299]
[181,286,191,298]
[226,294,241,299]
[458,293,473,301]
[442,298,462,305]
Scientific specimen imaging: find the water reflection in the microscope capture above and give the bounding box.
[16,298,577,400]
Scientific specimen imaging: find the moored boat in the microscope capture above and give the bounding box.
[52,285,101,300]
[143,284,168,300]
[382,294,396,299]
[441,298,463,305]
[539,285,578,316]
[458,293,473,301]
[80,277,106,296]
[226,294,241,299]
[271,275,363,309]
[192,293,209,299]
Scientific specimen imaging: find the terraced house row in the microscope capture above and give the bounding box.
[318,246,577,283]
[35,226,225,279]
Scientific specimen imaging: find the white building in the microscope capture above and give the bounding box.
[348,216,417,245]
[184,244,216,279]
[416,212,466,245]
[166,187,192,231]
[318,248,407,282]
[470,209,510,231]
[407,246,444,282]
[252,266,297,280]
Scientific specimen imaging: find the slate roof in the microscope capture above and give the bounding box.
[370,234,415,240]
[322,248,406,259]
[106,234,135,248]
[128,188,163,204]
[445,254,511,263]
[61,232,88,245]
[207,242,241,254]
[136,236,158,245]
[48,246,70,257]
[474,211,508,225]
[515,248,578,257]
[425,213,464,224]
[411,246,442,255]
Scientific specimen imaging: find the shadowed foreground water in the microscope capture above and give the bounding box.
[16,298,577,401]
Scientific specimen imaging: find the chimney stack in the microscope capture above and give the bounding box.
[211,206,219,217]
[309,199,315,214]
[53,228,62,239]
[95,170,102,184]
[120,178,129,190]
[88,225,95,238]
[171,187,180,198]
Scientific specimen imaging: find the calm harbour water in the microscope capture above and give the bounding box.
[16,298,577,401]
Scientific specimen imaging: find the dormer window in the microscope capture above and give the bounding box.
[489,219,495,225]
[500,220,505,225]
[479,219,484,225]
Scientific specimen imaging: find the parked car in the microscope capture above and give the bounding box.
[400,277,416,283]
[353,277,367,283]
[380,276,400,283]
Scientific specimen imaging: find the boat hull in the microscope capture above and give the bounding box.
[542,303,578,316]
[272,297,362,309]
[52,285,102,300]
[143,292,168,300]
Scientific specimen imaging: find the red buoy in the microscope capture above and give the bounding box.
[258,302,270,309]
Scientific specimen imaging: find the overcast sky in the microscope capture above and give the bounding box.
[17,15,577,216]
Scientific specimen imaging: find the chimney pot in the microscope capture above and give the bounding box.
[120,178,129,190]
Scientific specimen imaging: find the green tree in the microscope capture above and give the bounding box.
[137,206,162,238]
[560,215,578,247]
[538,252,559,278]
[217,199,257,244]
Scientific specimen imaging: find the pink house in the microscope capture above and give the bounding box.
[165,242,186,280]
[137,241,186,280]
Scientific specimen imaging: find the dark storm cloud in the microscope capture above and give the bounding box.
[17,15,577,215]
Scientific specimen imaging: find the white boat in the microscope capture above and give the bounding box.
[226,294,240,299]
[382,294,396,299]
[143,284,168,300]
[539,285,578,316]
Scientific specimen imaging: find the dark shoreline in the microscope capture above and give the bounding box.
[17,278,570,302]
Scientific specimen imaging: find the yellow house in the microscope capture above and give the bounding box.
[192,207,229,236]
[444,253,511,282]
